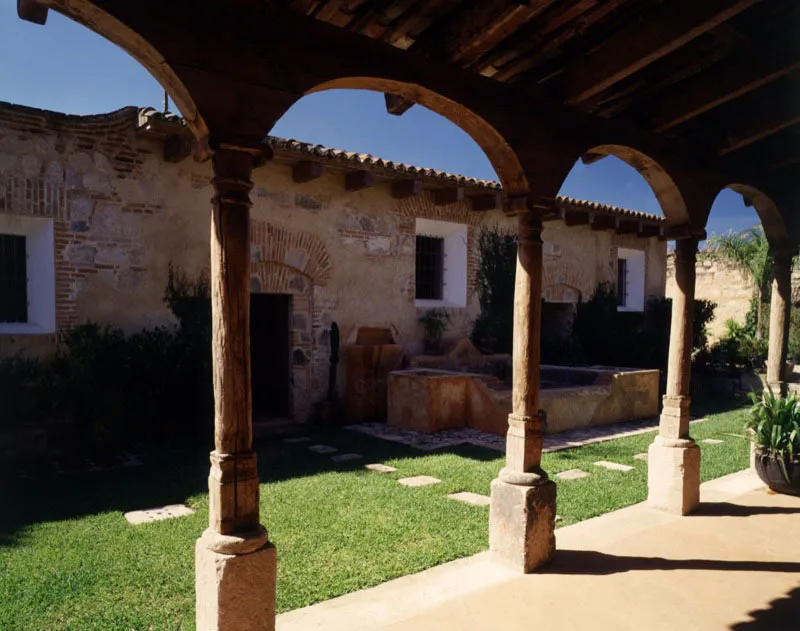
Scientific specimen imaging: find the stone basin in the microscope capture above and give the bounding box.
[388,365,659,436]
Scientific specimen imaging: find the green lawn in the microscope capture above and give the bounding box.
[0,399,751,630]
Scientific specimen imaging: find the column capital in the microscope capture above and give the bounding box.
[664,224,706,242]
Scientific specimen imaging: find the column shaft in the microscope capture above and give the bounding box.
[660,237,698,439]
[766,254,793,395]
[208,149,260,535]
[506,210,546,473]
[197,147,276,631]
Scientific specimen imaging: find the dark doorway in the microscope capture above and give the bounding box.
[250,294,292,419]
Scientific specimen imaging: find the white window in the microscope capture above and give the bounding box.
[0,214,55,334]
[617,247,645,312]
[414,218,467,308]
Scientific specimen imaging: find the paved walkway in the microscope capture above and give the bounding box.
[278,470,800,631]
[345,417,708,453]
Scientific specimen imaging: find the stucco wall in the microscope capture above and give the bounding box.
[0,103,666,419]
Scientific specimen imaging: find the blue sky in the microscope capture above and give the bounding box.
[0,2,758,237]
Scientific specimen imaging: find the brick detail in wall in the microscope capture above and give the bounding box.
[542,262,593,303]
[249,221,334,421]
[251,219,331,286]
[395,191,483,305]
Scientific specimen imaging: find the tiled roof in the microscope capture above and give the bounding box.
[136,107,664,224]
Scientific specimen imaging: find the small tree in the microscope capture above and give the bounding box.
[706,227,773,339]
[471,224,517,354]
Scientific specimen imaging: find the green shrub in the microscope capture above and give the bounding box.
[471,225,516,354]
[0,353,44,428]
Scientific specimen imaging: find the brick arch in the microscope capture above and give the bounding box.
[251,220,331,286]
[542,263,593,302]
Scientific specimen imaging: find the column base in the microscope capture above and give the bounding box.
[196,527,277,631]
[489,469,557,573]
[647,436,701,515]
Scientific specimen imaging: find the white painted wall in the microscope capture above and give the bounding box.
[617,247,646,312]
[0,214,55,333]
[414,218,468,308]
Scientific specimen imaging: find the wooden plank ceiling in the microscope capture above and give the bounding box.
[289,0,800,191]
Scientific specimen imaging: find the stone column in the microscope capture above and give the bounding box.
[489,207,557,572]
[766,251,793,397]
[648,234,701,515]
[196,148,277,631]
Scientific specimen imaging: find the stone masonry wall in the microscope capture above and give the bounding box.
[0,102,667,420]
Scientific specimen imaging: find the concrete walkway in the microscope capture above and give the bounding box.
[278,470,800,631]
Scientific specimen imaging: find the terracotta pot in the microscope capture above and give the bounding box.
[754,448,800,495]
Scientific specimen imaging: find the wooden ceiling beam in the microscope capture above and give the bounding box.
[637,224,663,239]
[471,192,504,212]
[590,214,619,231]
[564,211,590,227]
[163,134,193,163]
[717,109,800,156]
[293,160,324,183]
[615,220,640,235]
[649,40,800,132]
[542,205,565,222]
[345,169,376,191]
[413,1,551,68]
[17,0,48,24]
[434,187,465,206]
[384,93,415,116]
[559,0,761,105]
[391,178,423,199]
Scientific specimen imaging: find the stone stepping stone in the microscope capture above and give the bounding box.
[633,453,649,461]
[124,504,194,525]
[308,444,338,454]
[701,439,725,445]
[365,463,397,473]
[555,469,590,481]
[447,492,491,507]
[331,453,362,463]
[555,515,563,523]
[593,461,634,472]
[398,475,442,487]
[284,436,311,444]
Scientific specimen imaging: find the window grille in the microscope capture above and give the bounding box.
[617,258,628,307]
[415,235,445,300]
[0,234,27,323]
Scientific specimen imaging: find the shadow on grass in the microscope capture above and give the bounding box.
[0,427,502,546]
[545,550,800,575]
[731,586,800,629]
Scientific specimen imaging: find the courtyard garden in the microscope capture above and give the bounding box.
[1,397,751,630]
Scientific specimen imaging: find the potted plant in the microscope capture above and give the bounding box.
[418,308,451,355]
[743,388,800,495]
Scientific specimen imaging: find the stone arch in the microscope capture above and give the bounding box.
[33,0,207,141]
[306,78,530,198]
[249,222,333,422]
[569,144,691,227]
[542,262,593,302]
[251,220,331,286]
[724,184,790,251]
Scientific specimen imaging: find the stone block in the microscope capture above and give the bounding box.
[489,478,557,572]
[647,437,701,515]
[555,469,590,481]
[447,491,491,506]
[124,504,194,525]
[307,444,337,454]
[331,453,362,463]
[593,461,634,472]
[398,475,441,487]
[701,439,724,445]
[365,463,397,473]
[196,534,276,631]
